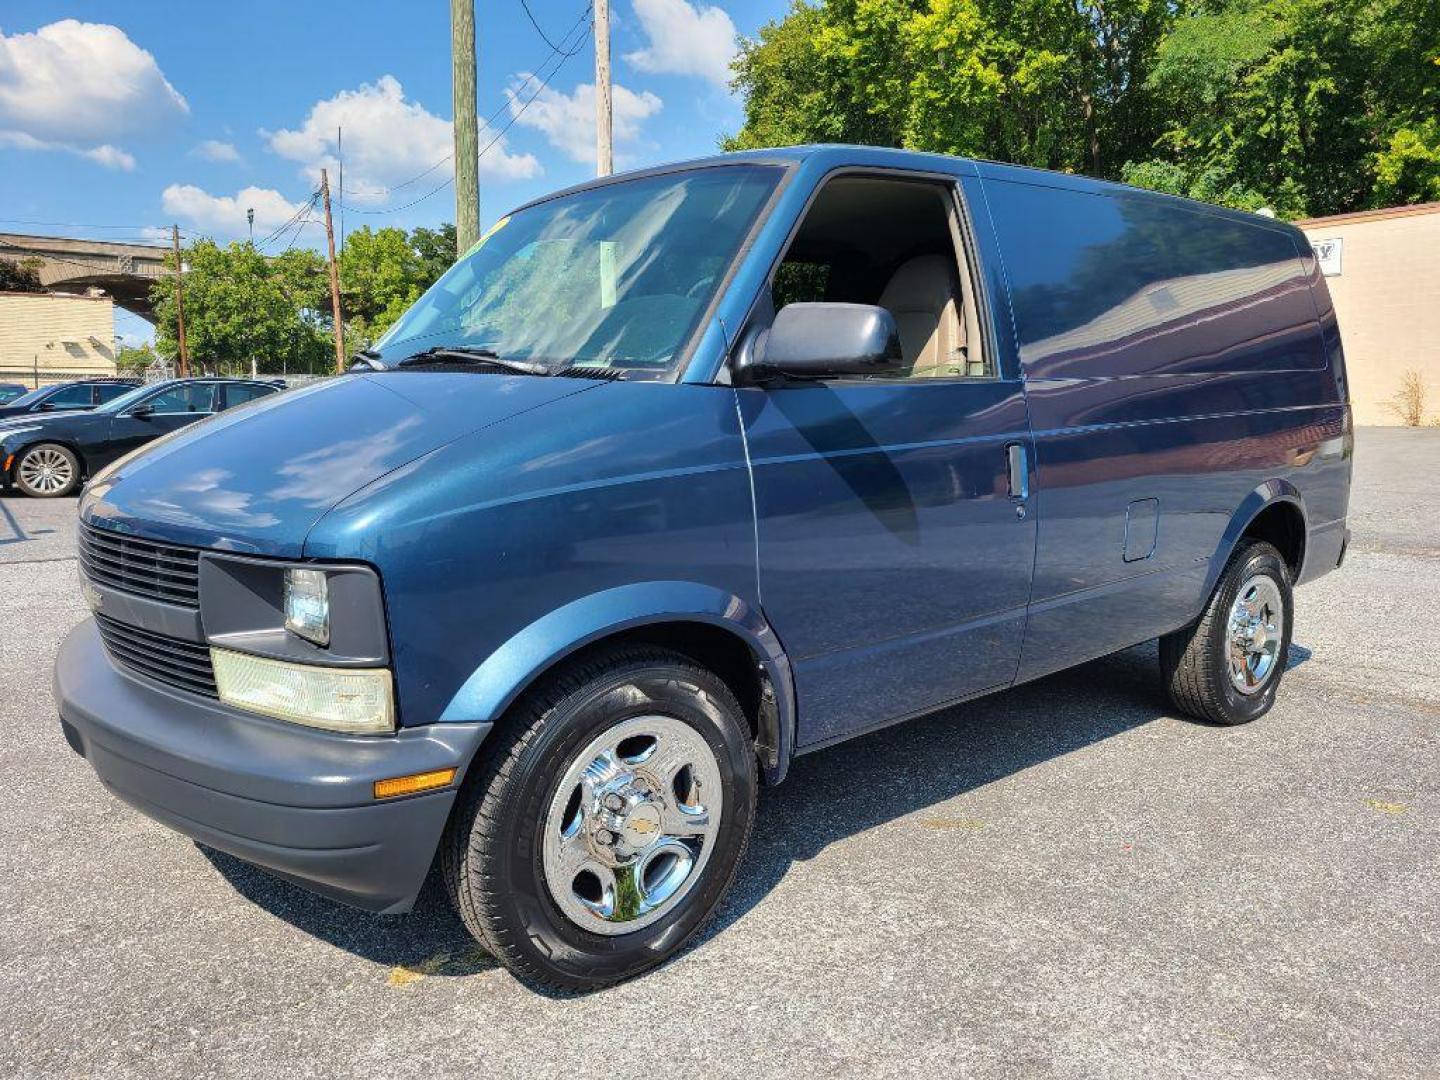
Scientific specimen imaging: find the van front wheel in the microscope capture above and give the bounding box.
[1160,540,1293,725]
[441,646,757,991]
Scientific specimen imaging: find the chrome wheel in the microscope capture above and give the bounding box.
[1227,573,1284,695]
[18,446,75,495]
[542,714,723,936]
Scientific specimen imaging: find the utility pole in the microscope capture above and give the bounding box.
[171,224,189,377]
[451,0,479,255]
[320,169,346,373]
[594,0,613,177]
[337,125,345,251]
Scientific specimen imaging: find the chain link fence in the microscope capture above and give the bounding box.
[0,367,140,390]
[138,362,333,390]
[0,364,337,393]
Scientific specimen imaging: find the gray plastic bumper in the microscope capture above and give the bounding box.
[55,619,490,914]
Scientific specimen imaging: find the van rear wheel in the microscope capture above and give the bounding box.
[1160,540,1293,725]
[441,646,757,991]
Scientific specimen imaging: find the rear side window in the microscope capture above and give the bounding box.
[43,384,96,408]
[221,383,276,410]
[984,181,1323,379]
[95,383,134,403]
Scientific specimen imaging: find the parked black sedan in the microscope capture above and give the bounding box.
[0,377,140,420]
[0,377,282,498]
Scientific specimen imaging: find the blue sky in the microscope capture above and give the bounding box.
[0,0,781,342]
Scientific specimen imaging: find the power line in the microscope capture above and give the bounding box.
[0,217,169,231]
[339,4,591,214]
[518,0,590,56]
[252,191,320,250]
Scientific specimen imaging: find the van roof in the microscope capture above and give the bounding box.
[514,144,1305,240]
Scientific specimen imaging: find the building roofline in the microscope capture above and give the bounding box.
[0,289,112,302]
[1294,201,1440,228]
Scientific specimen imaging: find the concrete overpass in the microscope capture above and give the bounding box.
[0,233,167,319]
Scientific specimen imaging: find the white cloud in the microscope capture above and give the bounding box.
[0,129,135,170]
[507,78,662,165]
[84,144,137,170]
[161,184,307,238]
[623,0,737,87]
[0,19,187,167]
[265,75,540,205]
[193,139,240,163]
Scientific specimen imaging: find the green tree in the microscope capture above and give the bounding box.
[150,240,331,375]
[339,226,422,347]
[114,342,157,374]
[411,223,458,285]
[0,256,44,292]
[339,224,460,348]
[726,0,1178,176]
[1126,0,1440,214]
[727,0,1440,216]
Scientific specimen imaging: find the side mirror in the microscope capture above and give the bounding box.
[757,303,904,378]
[35,402,55,412]
[129,403,155,419]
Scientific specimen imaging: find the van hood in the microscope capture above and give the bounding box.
[81,373,603,556]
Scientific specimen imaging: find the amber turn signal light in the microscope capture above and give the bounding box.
[373,767,457,800]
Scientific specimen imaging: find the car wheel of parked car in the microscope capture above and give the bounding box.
[1160,540,1293,725]
[14,443,81,498]
[442,645,758,991]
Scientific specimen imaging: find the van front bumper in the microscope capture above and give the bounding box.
[55,619,490,914]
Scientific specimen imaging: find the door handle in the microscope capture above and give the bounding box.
[1006,442,1029,500]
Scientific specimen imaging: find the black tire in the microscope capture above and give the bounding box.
[1160,540,1293,725]
[441,645,758,992]
[13,442,81,498]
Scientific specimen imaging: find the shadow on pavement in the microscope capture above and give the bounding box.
[198,639,1188,984]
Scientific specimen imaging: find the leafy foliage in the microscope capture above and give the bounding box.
[339,225,461,349]
[726,0,1440,216]
[148,225,461,371]
[0,256,44,292]
[114,342,158,373]
[150,240,332,375]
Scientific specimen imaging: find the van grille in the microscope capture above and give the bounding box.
[79,524,201,608]
[95,613,217,698]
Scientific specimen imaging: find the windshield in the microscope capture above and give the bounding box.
[373,165,781,376]
[5,387,51,408]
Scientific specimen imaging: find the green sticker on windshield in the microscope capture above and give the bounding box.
[464,215,511,257]
[599,241,618,309]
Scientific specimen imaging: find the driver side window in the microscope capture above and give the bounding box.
[767,176,992,380]
[144,385,215,415]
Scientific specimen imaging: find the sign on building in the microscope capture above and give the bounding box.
[1312,237,1343,276]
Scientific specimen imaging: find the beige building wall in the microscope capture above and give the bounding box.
[1298,203,1440,426]
[0,291,118,386]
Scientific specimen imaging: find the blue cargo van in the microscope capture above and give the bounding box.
[56,146,1351,990]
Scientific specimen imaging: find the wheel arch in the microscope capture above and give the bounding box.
[438,581,798,785]
[1208,481,1308,594]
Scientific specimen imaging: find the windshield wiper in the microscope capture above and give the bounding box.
[397,345,554,376]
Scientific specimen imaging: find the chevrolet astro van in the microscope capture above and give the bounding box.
[56,146,1352,990]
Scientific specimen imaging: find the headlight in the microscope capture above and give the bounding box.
[284,567,330,646]
[211,647,394,734]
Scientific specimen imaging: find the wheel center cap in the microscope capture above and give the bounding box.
[619,802,662,849]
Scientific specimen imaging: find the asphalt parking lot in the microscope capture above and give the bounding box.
[1,427,1436,1080]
